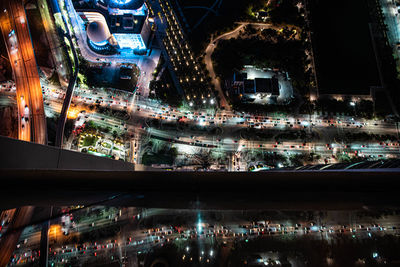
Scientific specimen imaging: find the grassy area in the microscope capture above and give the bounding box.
[37,0,71,79]
[81,135,98,147]
[101,142,112,149]
[54,13,66,32]
[25,3,52,69]
[212,35,307,90]
[64,37,75,72]
[142,153,174,166]
[48,71,61,86]
[175,0,267,54]
[142,147,178,166]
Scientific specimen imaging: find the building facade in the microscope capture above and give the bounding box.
[72,0,152,54]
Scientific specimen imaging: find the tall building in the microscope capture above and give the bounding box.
[72,0,152,54]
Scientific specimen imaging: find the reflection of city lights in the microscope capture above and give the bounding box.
[49,224,61,237]
[67,109,80,119]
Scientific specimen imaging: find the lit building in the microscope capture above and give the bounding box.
[233,72,280,98]
[72,0,152,54]
[230,66,294,104]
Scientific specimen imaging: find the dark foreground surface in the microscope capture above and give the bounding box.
[1,169,400,210]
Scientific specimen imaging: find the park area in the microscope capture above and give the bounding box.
[77,129,127,161]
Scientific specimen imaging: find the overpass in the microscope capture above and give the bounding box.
[1,0,47,144]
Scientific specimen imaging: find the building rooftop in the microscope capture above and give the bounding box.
[106,0,145,10]
[255,77,279,95]
[244,79,255,94]
[87,20,110,43]
[73,0,148,35]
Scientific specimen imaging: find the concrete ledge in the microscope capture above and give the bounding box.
[0,136,134,170]
[0,168,399,210]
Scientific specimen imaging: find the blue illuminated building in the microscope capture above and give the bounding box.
[85,20,116,54]
[72,0,152,55]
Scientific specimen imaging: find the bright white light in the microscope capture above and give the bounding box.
[373,252,378,258]
[199,119,206,126]
[210,99,214,104]
[110,0,134,5]
[176,144,195,154]
[189,102,193,107]
[186,246,189,252]
[108,2,146,15]
[278,163,283,168]
[114,33,146,50]
[209,250,213,256]
[350,102,355,106]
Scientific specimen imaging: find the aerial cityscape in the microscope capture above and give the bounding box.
[1,0,400,266]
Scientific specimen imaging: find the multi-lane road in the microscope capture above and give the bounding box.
[1,7,31,142]
[35,81,400,171]
[1,0,46,144]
